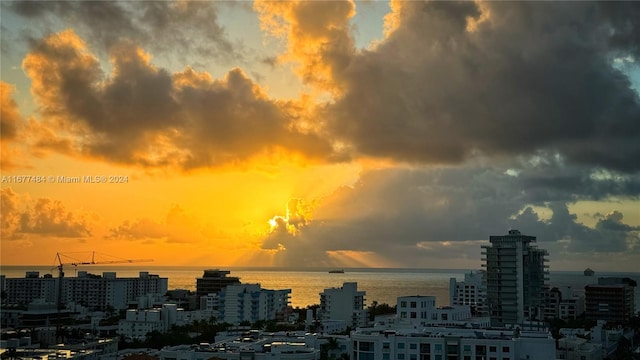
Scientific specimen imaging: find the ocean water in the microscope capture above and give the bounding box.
[1,266,639,309]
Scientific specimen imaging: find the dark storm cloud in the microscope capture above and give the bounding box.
[597,2,640,57]
[510,203,639,254]
[6,1,238,62]
[259,160,639,267]
[324,1,640,172]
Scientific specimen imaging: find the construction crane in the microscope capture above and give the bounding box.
[55,251,153,310]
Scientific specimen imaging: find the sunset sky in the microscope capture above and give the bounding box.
[1,1,639,271]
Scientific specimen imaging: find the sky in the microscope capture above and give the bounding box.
[1,1,639,271]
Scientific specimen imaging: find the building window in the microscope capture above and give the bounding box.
[489,346,497,352]
[410,343,417,350]
[502,346,509,353]
[358,341,374,351]
[398,342,405,349]
[411,301,417,308]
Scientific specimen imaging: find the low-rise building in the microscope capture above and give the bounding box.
[545,287,585,321]
[556,336,602,360]
[118,304,185,341]
[203,283,291,325]
[159,331,320,360]
[351,325,555,360]
[449,270,486,316]
[397,295,489,328]
[318,282,368,329]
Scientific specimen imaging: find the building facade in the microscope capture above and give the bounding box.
[482,230,549,327]
[319,282,368,329]
[195,269,241,307]
[351,326,555,360]
[449,270,486,316]
[585,280,635,324]
[4,272,57,306]
[216,283,291,325]
[4,271,168,311]
[396,296,485,327]
[118,304,185,341]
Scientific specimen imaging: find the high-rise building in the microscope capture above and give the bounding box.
[318,282,368,329]
[482,229,549,327]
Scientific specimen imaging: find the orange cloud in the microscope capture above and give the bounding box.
[1,82,28,169]
[20,29,340,170]
[0,188,92,240]
[254,0,356,95]
[109,205,234,245]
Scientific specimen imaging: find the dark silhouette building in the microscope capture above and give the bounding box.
[195,269,240,300]
[585,277,636,324]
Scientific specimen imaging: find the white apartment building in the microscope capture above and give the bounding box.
[351,326,556,360]
[319,282,368,329]
[118,304,185,341]
[4,271,168,311]
[449,270,486,316]
[396,296,490,328]
[4,272,57,305]
[211,283,291,325]
[159,331,320,360]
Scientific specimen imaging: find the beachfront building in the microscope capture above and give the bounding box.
[482,229,549,327]
[449,270,486,316]
[118,304,185,341]
[214,283,291,325]
[4,271,167,310]
[318,282,368,329]
[4,272,57,305]
[351,325,555,360]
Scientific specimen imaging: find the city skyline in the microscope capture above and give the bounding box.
[1,1,639,271]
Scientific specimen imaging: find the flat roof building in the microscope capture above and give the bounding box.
[585,278,635,324]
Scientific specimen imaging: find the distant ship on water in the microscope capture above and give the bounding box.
[584,268,595,276]
[328,269,345,274]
